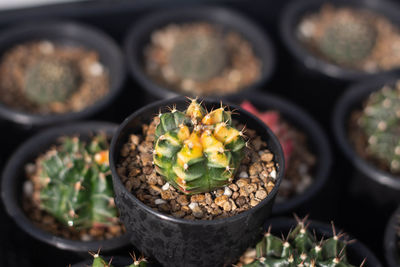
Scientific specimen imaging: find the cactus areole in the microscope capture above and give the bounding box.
[153,99,246,194]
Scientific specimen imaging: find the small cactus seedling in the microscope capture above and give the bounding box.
[37,134,118,229]
[318,12,377,65]
[243,216,360,267]
[89,251,147,267]
[169,33,227,81]
[153,98,246,194]
[23,58,80,105]
[358,83,400,174]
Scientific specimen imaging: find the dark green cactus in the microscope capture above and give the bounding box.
[243,217,358,267]
[153,99,246,194]
[318,13,377,65]
[358,83,400,174]
[37,134,118,229]
[89,251,147,267]
[24,59,80,105]
[169,34,227,81]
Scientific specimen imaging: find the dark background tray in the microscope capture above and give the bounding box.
[0,0,398,266]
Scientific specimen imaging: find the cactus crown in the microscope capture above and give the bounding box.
[318,12,377,65]
[89,251,147,267]
[169,33,227,81]
[153,98,246,194]
[358,82,400,174]
[24,58,80,105]
[37,134,118,229]
[244,216,358,267]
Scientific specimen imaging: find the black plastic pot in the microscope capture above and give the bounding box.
[333,76,400,204]
[384,206,400,267]
[0,21,126,129]
[110,97,284,267]
[280,0,400,82]
[1,122,131,255]
[224,92,332,215]
[124,6,275,101]
[264,217,383,267]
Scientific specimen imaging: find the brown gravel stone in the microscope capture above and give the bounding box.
[177,195,189,206]
[214,195,229,207]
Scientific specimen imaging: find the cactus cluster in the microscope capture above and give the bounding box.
[89,251,147,267]
[169,33,227,81]
[243,217,358,267]
[318,12,377,65]
[24,58,80,105]
[153,98,246,194]
[358,83,400,174]
[36,134,118,229]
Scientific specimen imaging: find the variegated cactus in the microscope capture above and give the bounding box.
[358,83,400,174]
[153,99,246,194]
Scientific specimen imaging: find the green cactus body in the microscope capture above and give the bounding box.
[169,34,227,81]
[38,134,117,229]
[24,59,80,105]
[244,220,356,267]
[358,84,400,174]
[153,99,246,194]
[318,14,377,65]
[90,253,147,267]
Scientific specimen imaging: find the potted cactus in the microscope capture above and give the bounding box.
[1,122,130,254]
[235,216,383,267]
[333,76,400,205]
[110,97,284,267]
[124,6,275,100]
[280,0,400,81]
[384,206,400,267]
[0,21,125,128]
[224,92,332,215]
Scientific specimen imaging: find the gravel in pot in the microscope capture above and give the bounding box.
[280,0,400,81]
[224,92,332,215]
[0,21,125,128]
[110,97,284,267]
[124,6,275,99]
[1,122,130,253]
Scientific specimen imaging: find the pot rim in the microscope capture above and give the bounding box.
[110,96,284,226]
[224,92,332,214]
[1,121,131,252]
[280,0,400,82]
[332,75,400,191]
[384,206,400,267]
[123,5,275,99]
[0,20,126,127]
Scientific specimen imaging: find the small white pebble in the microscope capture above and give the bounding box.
[258,151,264,156]
[89,62,104,76]
[23,181,33,197]
[81,234,92,241]
[239,171,249,178]
[155,199,167,205]
[223,187,232,197]
[162,182,170,191]
[188,202,198,210]
[25,163,36,175]
[270,170,276,179]
[39,40,54,54]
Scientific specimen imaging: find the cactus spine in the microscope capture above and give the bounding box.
[318,12,377,65]
[358,83,400,174]
[24,59,80,105]
[37,134,117,229]
[169,34,227,81]
[243,217,357,267]
[153,99,246,194]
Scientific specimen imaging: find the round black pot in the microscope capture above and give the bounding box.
[124,6,275,101]
[71,256,133,267]
[263,217,383,267]
[1,122,131,255]
[110,97,284,267]
[280,0,400,82]
[0,21,126,129]
[333,76,400,205]
[384,206,400,267]
[224,92,332,215]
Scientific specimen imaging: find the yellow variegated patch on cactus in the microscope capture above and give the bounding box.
[153,99,246,194]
